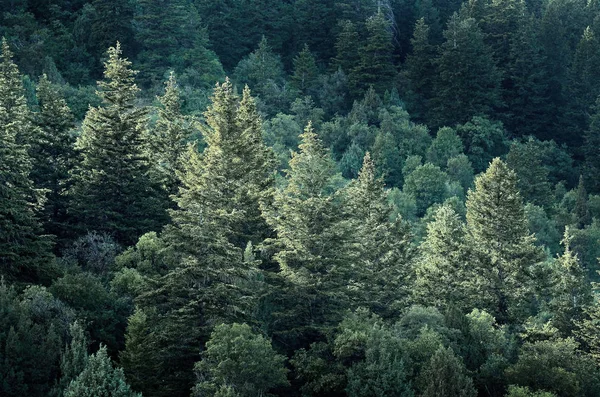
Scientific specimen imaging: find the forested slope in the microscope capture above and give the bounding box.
[2,1,600,396]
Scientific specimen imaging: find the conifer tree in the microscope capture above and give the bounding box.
[584,98,600,193]
[292,44,319,95]
[0,38,53,284]
[405,18,437,122]
[70,43,167,246]
[333,20,361,74]
[568,26,600,132]
[466,158,544,323]
[31,74,76,244]
[573,175,591,228]
[264,122,350,346]
[432,13,502,127]
[127,81,274,396]
[351,10,397,95]
[120,308,154,395]
[414,204,472,311]
[342,153,414,318]
[549,229,592,336]
[64,345,140,397]
[419,347,477,397]
[146,72,194,198]
[55,321,89,396]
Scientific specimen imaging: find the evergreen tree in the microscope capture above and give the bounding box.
[432,13,502,127]
[133,0,224,87]
[351,10,397,95]
[119,308,153,395]
[64,345,140,397]
[333,20,361,74]
[0,38,53,284]
[418,347,477,397]
[414,205,472,311]
[549,229,592,336]
[70,43,167,246]
[573,175,591,228]
[466,158,544,323]
[192,323,289,397]
[292,44,319,95]
[405,18,437,122]
[146,72,194,198]
[342,153,414,318]
[31,74,76,245]
[55,321,89,396]
[263,122,350,347]
[506,138,553,208]
[568,26,600,134]
[584,98,600,193]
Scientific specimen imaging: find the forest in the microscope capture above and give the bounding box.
[3,0,600,396]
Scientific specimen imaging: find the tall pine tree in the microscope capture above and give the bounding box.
[0,38,53,284]
[70,43,167,246]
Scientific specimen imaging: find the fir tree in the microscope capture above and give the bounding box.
[0,38,53,284]
[418,347,477,397]
[120,308,153,395]
[70,43,167,246]
[146,72,194,198]
[414,204,472,311]
[292,44,319,95]
[333,20,361,74]
[64,345,140,397]
[549,229,592,336]
[351,10,397,95]
[466,158,544,323]
[263,122,350,347]
[55,321,89,396]
[584,98,600,193]
[342,153,414,318]
[573,175,591,228]
[31,74,76,245]
[432,13,502,127]
[405,18,437,122]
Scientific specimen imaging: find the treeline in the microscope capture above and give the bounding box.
[2,0,600,397]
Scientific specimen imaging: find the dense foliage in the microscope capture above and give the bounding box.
[2,0,600,396]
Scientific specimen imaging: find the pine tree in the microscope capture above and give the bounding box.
[55,321,89,396]
[405,18,437,122]
[549,229,592,336]
[466,158,544,323]
[263,122,350,347]
[70,43,167,246]
[432,13,502,127]
[342,153,414,319]
[120,308,154,395]
[351,10,397,95]
[573,175,591,228]
[414,204,472,312]
[133,0,224,87]
[584,98,600,193]
[568,26,600,133]
[146,72,194,198]
[291,44,319,95]
[64,345,140,397]
[129,81,274,396]
[0,38,53,284]
[418,347,477,397]
[31,74,76,245]
[333,20,361,74]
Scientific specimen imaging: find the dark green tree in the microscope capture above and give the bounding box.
[418,346,477,397]
[0,38,53,284]
[70,43,167,246]
[192,323,289,397]
[466,158,544,323]
[31,74,76,245]
[292,44,319,95]
[432,13,502,127]
[64,345,140,397]
[333,20,361,74]
[351,10,397,95]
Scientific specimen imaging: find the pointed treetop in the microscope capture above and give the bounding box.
[159,71,182,114]
[357,151,378,186]
[98,42,140,106]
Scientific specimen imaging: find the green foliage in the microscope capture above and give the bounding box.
[64,345,140,397]
[292,44,319,95]
[193,323,289,397]
[418,346,477,397]
[403,163,449,216]
[0,38,53,284]
[505,385,557,397]
[70,43,167,246]
[466,158,544,323]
